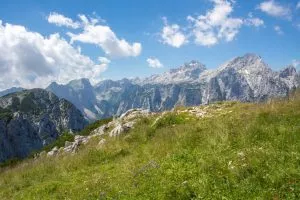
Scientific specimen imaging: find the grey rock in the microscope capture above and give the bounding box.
[0,89,87,163]
[91,124,108,136]
[47,54,299,121]
[47,78,98,121]
[47,146,59,157]
[98,138,106,147]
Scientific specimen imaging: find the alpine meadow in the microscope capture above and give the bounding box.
[0,0,300,199]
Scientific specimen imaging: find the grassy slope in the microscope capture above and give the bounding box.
[0,95,300,199]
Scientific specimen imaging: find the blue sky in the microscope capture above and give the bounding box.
[0,0,299,90]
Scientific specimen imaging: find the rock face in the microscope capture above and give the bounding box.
[46,109,150,157]
[47,54,299,121]
[0,89,87,163]
[46,79,97,121]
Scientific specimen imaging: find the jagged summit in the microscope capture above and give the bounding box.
[68,78,93,90]
[280,65,297,78]
[49,78,93,91]
[174,60,206,71]
[41,54,300,120]
[0,87,25,97]
[219,53,266,71]
[141,60,207,85]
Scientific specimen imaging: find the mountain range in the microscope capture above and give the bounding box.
[45,54,299,121]
[0,54,298,122]
[0,53,299,163]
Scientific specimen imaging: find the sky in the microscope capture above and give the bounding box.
[0,0,299,90]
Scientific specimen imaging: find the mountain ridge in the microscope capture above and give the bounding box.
[1,54,298,121]
[0,87,25,97]
[45,53,299,121]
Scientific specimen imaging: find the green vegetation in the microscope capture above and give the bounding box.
[42,132,75,152]
[0,158,20,168]
[0,94,300,199]
[0,107,13,122]
[19,93,37,113]
[78,117,113,136]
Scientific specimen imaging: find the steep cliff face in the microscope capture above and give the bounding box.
[200,54,294,103]
[47,54,300,120]
[47,78,98,121]
[0,89,87,163]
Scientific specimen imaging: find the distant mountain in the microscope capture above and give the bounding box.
[0,89,87,163]
[47,78,98,121]
[139,60,207,84]
[0,87,24,97]
[47,54,299,121]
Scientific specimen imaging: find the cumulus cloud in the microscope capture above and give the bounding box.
[62,14,142,58]
[258,0,291,19]
[274,25,284,35]
[48,12,80,29]
[159,0,264,48]
[147,57,163,68]
[187,0,244,46]
[160,17,187,48]
[0,20,107,90]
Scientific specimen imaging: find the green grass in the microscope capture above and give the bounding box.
[0,94,300,199]
[78,117,113,136]
[42,132,75,152]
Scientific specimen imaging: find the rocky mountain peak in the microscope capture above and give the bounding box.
[222,53,266,71]
[170,60,206,73]
[280,65,297,78]
[141,60,207,85]
[68,78,93,90]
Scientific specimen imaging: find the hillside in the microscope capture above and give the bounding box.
[0,92,299,199]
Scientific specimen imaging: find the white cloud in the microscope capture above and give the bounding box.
[258,1,291,19]
[297,2,300,10]
[292,59,300,67]
[64,14,142,58]
[47,12,80,29]
[160,17,187,48]
[98,57,111,64]
[0,20,107,90]
[274,25,284,35]
[159,1,264,48]
[244,17,264,27]
[187,0,243,46]
[244,13,264,27]
[147,57,163,68]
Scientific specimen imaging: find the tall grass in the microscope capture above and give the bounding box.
[0,94,300,199]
